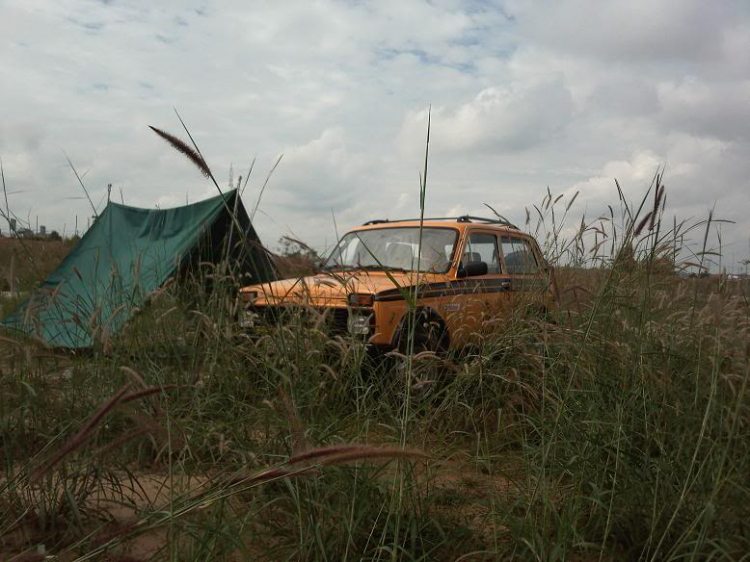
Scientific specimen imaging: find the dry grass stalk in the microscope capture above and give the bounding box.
[120,365,147,389]
[119,385,177,405]
[286,444,360,464]
[649,182,665,231]
[30,383,132,483]
[241,466,318,484]
[294,444,427,467]
[0,334,23,348]
[278,388,308,453]
[148,126,211,178]
[94,428,151,457]
[634,211,653,236]
[30,384,175,483]
[120,366,165,415]
[238,444,427,486]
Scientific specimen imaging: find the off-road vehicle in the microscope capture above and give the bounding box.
[239,216,556,352]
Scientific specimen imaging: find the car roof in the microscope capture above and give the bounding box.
[349,216,524,234]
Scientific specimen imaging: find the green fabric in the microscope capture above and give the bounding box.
[1,189,275,348]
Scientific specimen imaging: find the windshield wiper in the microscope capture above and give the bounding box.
[321,264,354,272]
[322,264,409,273]
[356,265,409,273]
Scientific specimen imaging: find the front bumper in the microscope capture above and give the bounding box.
[240,305,375,337]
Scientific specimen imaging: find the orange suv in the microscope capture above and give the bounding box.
[239,216,555,352]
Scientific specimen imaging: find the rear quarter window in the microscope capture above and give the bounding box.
[500,236,539,275]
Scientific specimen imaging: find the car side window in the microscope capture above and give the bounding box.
[499,236,539,274]
[464,232,501,274]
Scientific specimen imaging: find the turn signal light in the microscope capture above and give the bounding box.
[348,293,374,307]
[242,290,259,302]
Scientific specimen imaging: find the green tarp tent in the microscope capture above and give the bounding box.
[1,189,276,348]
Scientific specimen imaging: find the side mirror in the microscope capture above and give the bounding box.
[457,261,488,278]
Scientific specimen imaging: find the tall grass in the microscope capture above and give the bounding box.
[1,148,748,559]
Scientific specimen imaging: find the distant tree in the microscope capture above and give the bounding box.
[48,230,62,241]
[275,236,319,277]
[278,236,318,260]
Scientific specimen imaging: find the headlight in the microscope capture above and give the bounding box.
[239,308,259,328]
[347,312,372,335]
[347,293,374,307]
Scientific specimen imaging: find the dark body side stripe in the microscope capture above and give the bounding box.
[374,278,536,302]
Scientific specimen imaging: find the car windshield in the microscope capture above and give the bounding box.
[323,227,458,273]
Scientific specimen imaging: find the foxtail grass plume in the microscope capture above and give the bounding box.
[149,125,211,178]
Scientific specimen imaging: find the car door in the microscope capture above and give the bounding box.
[443,230,510,344]
[497,234,545,311]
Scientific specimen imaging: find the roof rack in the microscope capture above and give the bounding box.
[362,215,519,229]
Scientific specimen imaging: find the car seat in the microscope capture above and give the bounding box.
[390,243,415,268]
[462,251,482,265]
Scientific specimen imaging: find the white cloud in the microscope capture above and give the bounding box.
[399,78,573,154]
[0,0,747,267]
[506,0,736,63]
[657,77,750,141]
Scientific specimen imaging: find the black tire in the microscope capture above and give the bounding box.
[397,308,448,355]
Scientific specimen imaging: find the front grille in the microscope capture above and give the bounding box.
[248,305,371,335]
[329,307,349,333]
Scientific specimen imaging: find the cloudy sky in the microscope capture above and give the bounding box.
[1,0,748,269]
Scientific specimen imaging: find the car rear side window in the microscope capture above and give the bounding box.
[464,232,501,274]
[500,236,539,274]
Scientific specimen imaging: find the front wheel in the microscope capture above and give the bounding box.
[397,309,448,355]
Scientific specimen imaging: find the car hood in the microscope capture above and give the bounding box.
[240,271,445,307]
